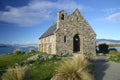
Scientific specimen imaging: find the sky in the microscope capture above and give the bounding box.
[0,0,120,44]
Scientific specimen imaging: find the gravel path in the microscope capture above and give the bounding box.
[92,56,120,80]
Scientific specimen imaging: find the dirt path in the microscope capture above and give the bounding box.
[92,56,120,80]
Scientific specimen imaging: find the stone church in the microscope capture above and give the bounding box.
[39,9,96,55]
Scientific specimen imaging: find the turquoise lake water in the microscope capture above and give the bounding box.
[0,46,120,55]
[0,46,38,55]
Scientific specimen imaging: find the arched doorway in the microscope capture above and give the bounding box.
[73,34,80,52]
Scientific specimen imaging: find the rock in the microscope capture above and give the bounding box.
[38,55,48,61]
[48,55,54,59]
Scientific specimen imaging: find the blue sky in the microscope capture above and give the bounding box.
[0,0,120,44]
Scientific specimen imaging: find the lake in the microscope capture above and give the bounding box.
[0,46,38,55]
[0,46,120,55]
[110,47,120,51]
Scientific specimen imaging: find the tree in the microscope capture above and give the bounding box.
[98,43,109,54]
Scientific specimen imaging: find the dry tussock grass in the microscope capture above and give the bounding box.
[52,54,94,80]
[2,66,31,80]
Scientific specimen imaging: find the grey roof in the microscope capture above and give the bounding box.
[39,24,57,39]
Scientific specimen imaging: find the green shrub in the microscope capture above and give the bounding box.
[13,48,24,55]
[98,43,109,54]
[2,66,32,80]
[29,48,35,53]
[52,54,94,80]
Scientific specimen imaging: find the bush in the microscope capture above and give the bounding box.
[51,54,94,80]
[98,43,109,54]
[13,48,24,55]
[29,48,35,53]
[2,66,32,80]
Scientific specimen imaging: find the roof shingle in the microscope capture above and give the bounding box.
[39,24,57,39]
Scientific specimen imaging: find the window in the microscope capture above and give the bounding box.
[61,14,64,20]
[64,36,66,43]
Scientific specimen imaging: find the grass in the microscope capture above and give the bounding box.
[0,54,30,67]
[0,54,31,78]
[109,44,120,47]
[109,50,120,62]
[0,55,62,80]
[97,50,120,63]
[1,66,32,80]
[0,52,94,80]
[0,51,47,69]
[31,59,61,80]
[0,52,62,80]
[52,54,94,80]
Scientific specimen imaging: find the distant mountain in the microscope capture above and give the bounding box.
[0,43,38,48]
[96,39,120,44]
[18,44,38,48]
[0,43,10,47]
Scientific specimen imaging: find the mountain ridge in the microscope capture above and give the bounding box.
[96,39,120,44]
[0,43,38,48]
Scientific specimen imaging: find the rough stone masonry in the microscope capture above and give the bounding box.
[39,9,96,55]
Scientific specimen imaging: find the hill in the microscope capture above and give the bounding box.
[96,39,120,45]
[0,43,10,47]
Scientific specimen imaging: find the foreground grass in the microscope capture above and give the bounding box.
[109,51,120,62]
[0,54,31,78]
[0,54,62,80]
[31,59,61,80]
[0,54,30,67]
[0,51,43,69]
[97,50,120,63]
[0,53,93,80]
[52,54,94,80]
[2,66,32,80]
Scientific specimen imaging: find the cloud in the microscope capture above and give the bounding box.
[106,12,120,22]
[103,8,120,15]
[0,0,84,26]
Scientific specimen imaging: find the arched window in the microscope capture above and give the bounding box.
[64,36,66,43]
[61,14,64,20]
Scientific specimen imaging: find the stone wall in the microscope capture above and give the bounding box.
[39,9,96,55]
[56,9,96,55]
[39,35,56,54]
